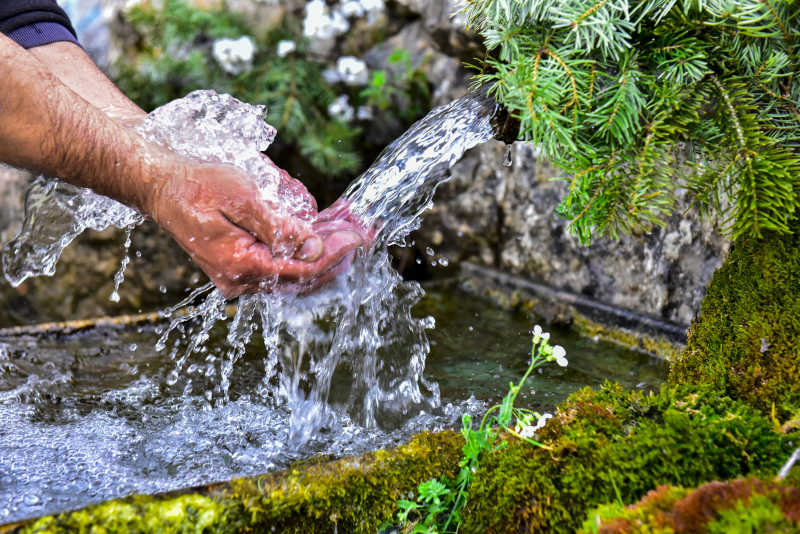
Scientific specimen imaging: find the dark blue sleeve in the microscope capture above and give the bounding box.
[0,1,80,49]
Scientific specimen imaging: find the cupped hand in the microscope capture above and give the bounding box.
[147,160,364,298]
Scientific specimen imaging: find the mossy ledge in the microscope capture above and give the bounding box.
[460,384,797,533]
[671,228,800,416]
[582,477,800,533]
[11,431,463,534]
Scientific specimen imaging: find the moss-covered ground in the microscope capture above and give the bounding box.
[582,478,800,533]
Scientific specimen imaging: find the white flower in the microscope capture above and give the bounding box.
[336,56,369,86]
[356,106,373,120]
[276,40,296,58]
[212,36,255,75]
[303,0,349,40]
[340,0,365,18]
[322,67,341,84]
[533,413,553,430]
[532,325,542,337]
[328,94,354,122]
[541,332,550,341]
[361,0,385,21]
[552,345,568,366]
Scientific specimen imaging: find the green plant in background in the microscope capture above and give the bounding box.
[388,326,568,533]
[361,49,432,122]
[114,0,361,176]
[462,0,800,243]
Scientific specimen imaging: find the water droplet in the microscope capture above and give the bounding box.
[166,370,179,385]
[425,247,435,256]
[503,145,513,167]
[439,257,449,267]
[159,285,167,294]
[128,344,137,352]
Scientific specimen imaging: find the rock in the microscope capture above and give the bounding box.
[0,218,205,327]
[414,141,729,326]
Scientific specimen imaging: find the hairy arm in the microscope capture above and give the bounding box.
[0,33,161,211]
[0,34,364,297]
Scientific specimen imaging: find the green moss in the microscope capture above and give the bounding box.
[671,229,800,416]
[708,495,799,534]
[459,384,796,533]
[582,485,688,534]
[581,478,800,533]
[18,431,462,534]
[22,495,229,534]
[570,313,682,361]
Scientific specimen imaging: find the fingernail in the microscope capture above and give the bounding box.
[295,235,323,261]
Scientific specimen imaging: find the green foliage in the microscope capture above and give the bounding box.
[461,383,795,533]
[463,0,800,242]
[390,328,568,533]
[671,220,800,416]
[361,49,431,122]
[114,0,361,176]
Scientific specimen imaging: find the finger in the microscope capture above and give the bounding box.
[221,192,317,259]
[243,230,362,282]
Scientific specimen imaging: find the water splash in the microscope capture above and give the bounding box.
[109,225,134,303]
[1,90,495,438]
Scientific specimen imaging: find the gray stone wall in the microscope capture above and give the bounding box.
[414,142,728,326]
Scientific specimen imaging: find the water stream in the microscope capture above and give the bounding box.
[0,91,665,523]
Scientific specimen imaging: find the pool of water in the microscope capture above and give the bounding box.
[0,288,666,524]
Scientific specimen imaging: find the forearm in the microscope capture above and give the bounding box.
[0,33,167,213]
[28,41,146,124]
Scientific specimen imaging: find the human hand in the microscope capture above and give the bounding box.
[317,197,377,248]
[146,160,363,298]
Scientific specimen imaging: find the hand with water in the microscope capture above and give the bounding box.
[146,159,364,298]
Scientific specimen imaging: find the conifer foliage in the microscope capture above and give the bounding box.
[464,0,800,242]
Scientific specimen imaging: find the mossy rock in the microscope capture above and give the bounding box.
[14,431,462,534]
[460,383,796,533]
[581,477,800,533]
[671,229,800,416]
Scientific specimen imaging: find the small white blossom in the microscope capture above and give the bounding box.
[322,67,341,84]
[303,0,350,40]
[534,413,553,430]
[276,40,296,58]
[361,0,385,22]
[328,94,354,122]
[212,36,255,75]
[356,106,373,120]
[532,325,542,336]
[340,0,365,18]
[336,56,369,86]
[541,332,550,342]
[552,345,568,367]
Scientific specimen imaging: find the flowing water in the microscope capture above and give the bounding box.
[0,91,666,523]
[0,287,666,523]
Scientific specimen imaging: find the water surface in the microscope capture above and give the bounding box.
[0,288,665,523]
